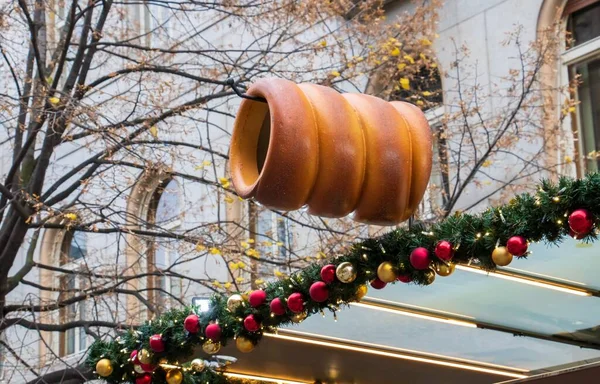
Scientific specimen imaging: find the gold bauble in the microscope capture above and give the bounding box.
[355,284,368,301]
[191,358,206,372]
[492,246,513,267]
[137,348,152,364]
[236,336,256,353]
[95,358,113,377]
[166,369,183,384]
[435,262,455,277]
[227,294,244,312]
[336,262,357,283]
[377,261,398,283]
[134,364,145,374]
[424,269,436,285]
[291,311,308,323]
[202,340,221,355]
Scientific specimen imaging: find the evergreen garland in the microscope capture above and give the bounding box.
[86,174,600,384]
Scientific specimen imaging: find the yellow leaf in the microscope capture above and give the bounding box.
[317,251,327,259]
[224,282,232,289]
[422,91,432,97]
[218,177,230,189]
[416,100,424,106]
[240,241,250,249]
[149,125,158,139]
[274,269,284,277]
[330,70,341,77]
[48,97,60,105]
[212,280,222,288]
[403,55,415,64]
[203,160,212,166]
[319,40,327,47]
[229,262,239,270]
[255,279,264,285]
[482,160,492,168]
[420,38,433,46]
[237,261,246,269]
[64,213,77,220]
[431,63,438,68]
[245,248,260,258]
[397,63,406,71]
[235,277,244,283]
[196,243,206,251]
[399,78,410,90]
[419,53,427,61]
[210,247,221,255]
[564,155,573,164]
[224,195,234,204]
[247,238,255,244]
[390,47,400,56]
[568,106,576,113]
[276,241,284,246]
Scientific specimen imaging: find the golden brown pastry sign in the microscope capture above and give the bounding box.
[229,78,432,226]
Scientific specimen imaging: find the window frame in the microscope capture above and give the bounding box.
[560,1,600,175]
[57,231,89,358]
[146,178,183,311]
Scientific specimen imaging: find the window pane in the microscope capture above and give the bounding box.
[68,232,87,260]
[155,179,181,225]
[66,328,75,355]
[572,56,600,172]
[568,3,600,46]
[79,300,86,351]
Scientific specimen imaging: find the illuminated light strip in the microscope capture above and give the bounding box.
[224,372,308,384]
[360,298,476,319]
[501,266,588,286]
[351,302,477,328]
[266,331,529,378]
[456,265,592,296]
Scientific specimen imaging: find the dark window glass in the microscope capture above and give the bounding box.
[572,57,600,171]
[568,3,600,47]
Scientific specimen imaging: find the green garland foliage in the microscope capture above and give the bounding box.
[86,174,600,383]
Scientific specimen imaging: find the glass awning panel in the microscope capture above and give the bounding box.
[286,302,600,371]
[283,240,600,371]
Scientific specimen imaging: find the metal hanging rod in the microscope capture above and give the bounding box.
[226,78,267,103]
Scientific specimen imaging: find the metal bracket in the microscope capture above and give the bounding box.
[226,78,267,103]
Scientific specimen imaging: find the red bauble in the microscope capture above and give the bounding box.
[320,264,337,284]
[410,247,431,270]
[287,293,305,313]
[309,281,329,302]
[370,278,387,289]
[507,236,528,256]
[249,290,267,308]
[136,373,152,384]
[570,229,584,240]
[270,298,286,315]
[569,209,594,235]
[397,274,412,283]
[130,350,139,364]
[205,323,222,342]
[149,334,165,353]
[244,314,261,332]
[184,314,200,333]
[434,240,453,261]
[139,363,155,373]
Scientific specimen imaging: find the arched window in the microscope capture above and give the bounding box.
[58,231,87,356]
[562,0,600,172]
[147,178,182,311]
